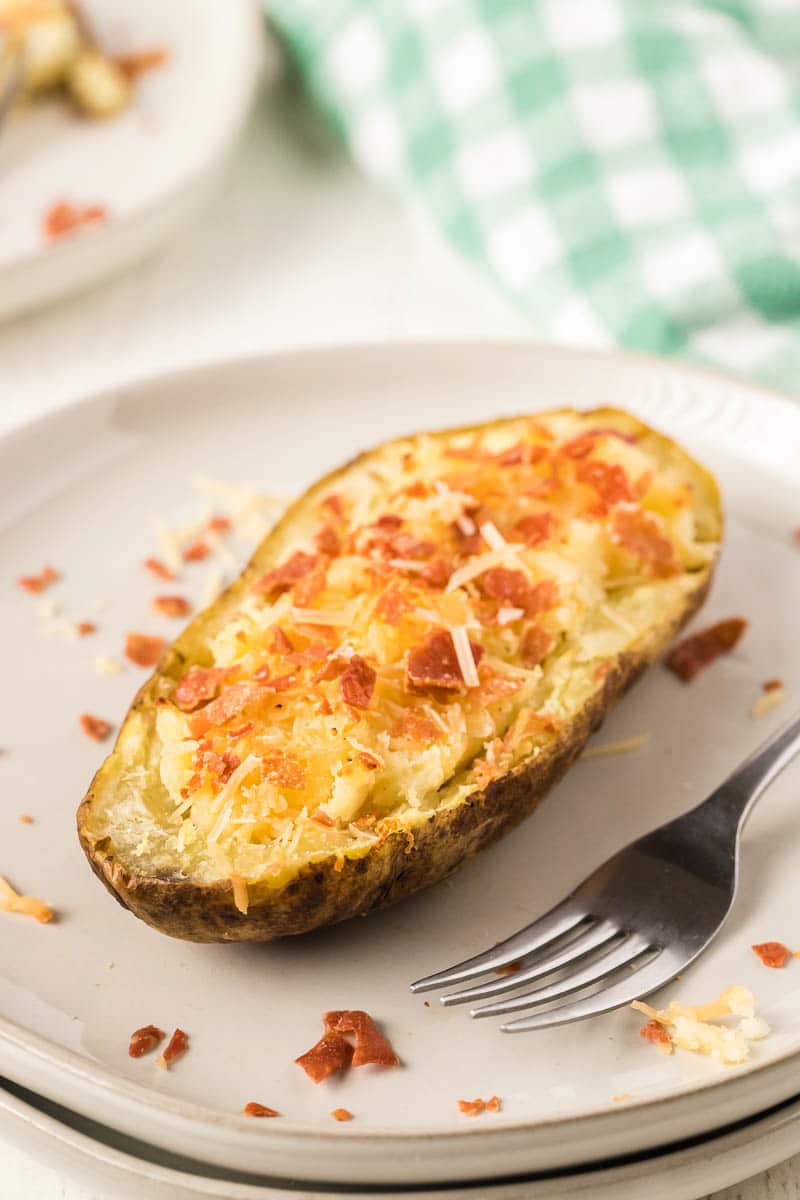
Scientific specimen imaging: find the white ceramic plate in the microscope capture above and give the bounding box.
[0,0,263,321]
[4,1078,800,1200]
[0,344,799,1188]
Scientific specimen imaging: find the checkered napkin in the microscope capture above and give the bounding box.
[265,0,800,390]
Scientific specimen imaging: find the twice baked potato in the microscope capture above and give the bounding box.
[78,408,722,942]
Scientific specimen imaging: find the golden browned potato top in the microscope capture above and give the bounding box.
[143,411,717,888]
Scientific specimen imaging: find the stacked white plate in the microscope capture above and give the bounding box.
[1,345,799,1198]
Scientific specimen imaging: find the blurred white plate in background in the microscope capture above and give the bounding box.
[0,0,264,321]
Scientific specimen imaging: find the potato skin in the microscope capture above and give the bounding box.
[77,408,721,943]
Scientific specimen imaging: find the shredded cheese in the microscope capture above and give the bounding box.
[582,734,650,759]
[451,626,480,688]
[230,874,249,915]
[496,605,525,626]
[0,875,52,923]
[633,986,768,1065]
[290,606,355,627]
[479,520,507,551]
[751,687,785,719]
[94,656,124,676]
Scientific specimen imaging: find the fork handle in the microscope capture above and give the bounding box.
[701,711,800,830]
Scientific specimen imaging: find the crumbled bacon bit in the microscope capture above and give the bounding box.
[116,46,169,78]
[375,585,413,625]
[124,632,166,667]
[17,565,59,594]
[485,1095,501,1112]
[206,515,231,534]
[242,1101,280,1118]
[514,512,553,546]
[196,748,240,784]
[763,679,783,692]
[128,1025,166,1058]
[44,200,106,241]
[293,561,329,608]
[640,1020,671,1045]
[666,618,748,682]
[227,721,254,741]
[358,751,381,770]
[19,815,33,825]
[404,480,428,498]
[321,493,344,518]
[76,621,96,636]
[315,524,341,556]
[174,666,232,712]
[478,568,558,617]
[324,1011,399,1068]
[157,1028,189,1069]
[295,1033,354,1083]
[610,507,677,576]
[406,628,484,692]
[575,460,634,510]
[520,624,553,668]
[79,713,112,742]
[312,809,334,827]
[331,1108,353,1122]
[420,557,452,588]
[458,1098,486,1116]
[189,683,267,737]
[144,557,175,581]
[151,594,191,618]
[752,941,790,969]
[495,962,522,976]
[270,626,294,654]
[340,655,376,709]
[183,541,209,563]
[262,750,305,789]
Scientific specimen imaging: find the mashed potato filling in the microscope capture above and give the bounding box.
[105,412,719,888]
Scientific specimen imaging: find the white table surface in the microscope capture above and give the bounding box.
[0,71,797,1200]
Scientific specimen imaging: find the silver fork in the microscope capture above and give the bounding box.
[411,713,800,1031]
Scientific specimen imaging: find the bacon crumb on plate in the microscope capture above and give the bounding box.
[752,941,790,969]
[295,1032,354,1083]
[458,1096,501,1116]
[18,565,59,594]
[183,541,210,563]
[495,961,522,976]
[242,1101,280,1118]
[665,618,748,682]
[79,713,113,742]
[76,621,96,636]
[331,1108,353,1122]
[125,632,166,667]
[206,515,231,534]
[156,1028,189,1069]
[128,1025,166,1058]
[44,201,107,241]
[639,1020,671,1048]
[144,557,176,581]
[116,47,170,79]
[151,594,192,618]
[19,814,33,825]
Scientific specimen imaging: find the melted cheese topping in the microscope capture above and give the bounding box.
[138,413,718,887]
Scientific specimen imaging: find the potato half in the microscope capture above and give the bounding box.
[78,408,722,942]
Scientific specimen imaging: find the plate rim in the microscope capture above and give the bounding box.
[1,340,799,1179]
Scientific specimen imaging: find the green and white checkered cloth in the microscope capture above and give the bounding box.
[265,0,800,390]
